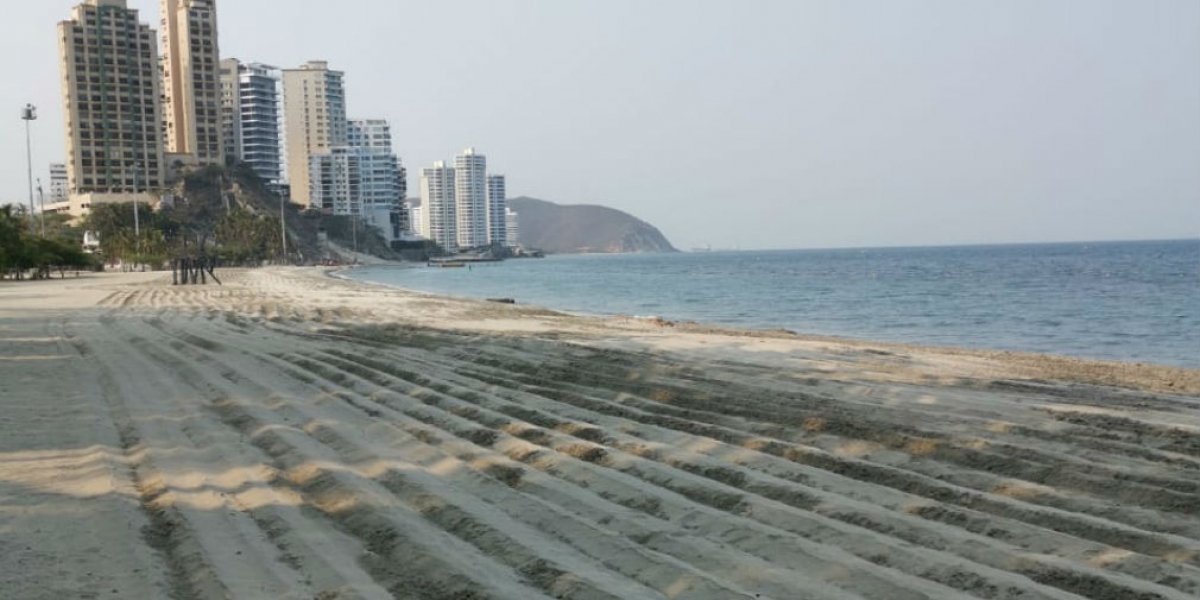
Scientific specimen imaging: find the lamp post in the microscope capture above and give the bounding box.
[280,193,287,262]
[36,179,45,237]
[133,161,141,268]
[351,211,359,265]
[21,104,37,237]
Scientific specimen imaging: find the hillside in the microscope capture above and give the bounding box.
[508,197,677,254]
[185,164,402,263]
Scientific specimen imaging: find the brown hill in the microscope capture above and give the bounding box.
[508,197,677,254]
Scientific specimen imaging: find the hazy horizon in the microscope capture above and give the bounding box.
[2,0,1197,251]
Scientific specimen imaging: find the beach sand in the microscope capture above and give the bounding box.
[1,267,1197,600]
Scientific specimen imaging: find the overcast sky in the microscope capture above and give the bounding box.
[2,0,1197,249]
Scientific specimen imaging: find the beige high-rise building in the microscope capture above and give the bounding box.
[58,0,165,215]
[282,61,347,209]
[161,0,224,166]
[218,58,242,163]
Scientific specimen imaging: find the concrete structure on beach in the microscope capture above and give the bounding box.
[57,0,166,214]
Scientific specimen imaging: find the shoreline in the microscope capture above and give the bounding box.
[334,264,1200,394]
[2,267,1199,599]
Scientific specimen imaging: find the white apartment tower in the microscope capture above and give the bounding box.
[420,161,457,253]
[220,59,282,186]
[486,174,507,247]
[454,148,487,249]
[407,200,425,238]
[348,119,407,209]
[161,0,224,166]
[308,147,361,216]
[58,0,166,212]
[282,61,347,209]
[505,207,520,248]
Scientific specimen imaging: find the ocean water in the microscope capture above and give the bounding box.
[349,240,1200,368]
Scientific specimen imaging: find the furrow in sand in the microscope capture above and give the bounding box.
[479,369,1200,573]
[425,346,1200,562]
[158,315,882,599]
[36,268,1196,600]
[152,315,960,600]
[138,313,702,599]
[293,345,1199,600]
[269,353,971,600]
[345,325,1200,503]
[434,350,1200,529]
[449,345,1200,511]
[316,345,1200,597]
[278,348,1060,600]
[81,314,394,600]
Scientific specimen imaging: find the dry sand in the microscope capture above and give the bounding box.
[1,267,1198,600]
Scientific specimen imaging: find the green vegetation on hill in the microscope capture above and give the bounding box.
[35,163,413,272]
[508,196,677,254]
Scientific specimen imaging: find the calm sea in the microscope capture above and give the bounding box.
[349,240,1200,368]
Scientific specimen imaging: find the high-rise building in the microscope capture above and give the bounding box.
[48,164,69,203]
[454,148,487,249]
[303,121,411,253]
[420,161,457,253]
[58,0,166,215]
[487,174,507,247]
[505,207,520,248]
[407,200,425,238]
[161,0,223,166]
[220,59,282,186]
[347,119,391,154]
[308,147,361,216]
[218,58,241,162]
[348,119,406,209]
[282,61,347,209]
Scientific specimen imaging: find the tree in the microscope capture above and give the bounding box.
[1,205,35,279]
[30,238,94,279]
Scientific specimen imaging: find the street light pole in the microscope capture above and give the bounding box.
[21,104,37,237]
[36,179,45,237]
[133,161,141,268]
[280,194,287,262]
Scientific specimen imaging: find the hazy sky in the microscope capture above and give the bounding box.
[2,1,1197,250]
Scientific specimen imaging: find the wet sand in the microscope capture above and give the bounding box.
[1,267,1197,600]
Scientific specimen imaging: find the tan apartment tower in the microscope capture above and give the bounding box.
[282,61,347,208]
[58,0,166,216]
[161,0,224,166]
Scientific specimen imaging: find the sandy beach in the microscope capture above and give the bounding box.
[1,267,1198,600]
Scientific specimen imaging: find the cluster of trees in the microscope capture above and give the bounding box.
[81,201,284,268]
[0,205,94,280]
[5,162,420,281]
[81,166,288,269]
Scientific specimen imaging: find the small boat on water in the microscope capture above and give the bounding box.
[433,261,466,268]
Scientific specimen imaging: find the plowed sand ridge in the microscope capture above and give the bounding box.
[1,268,1197,600]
